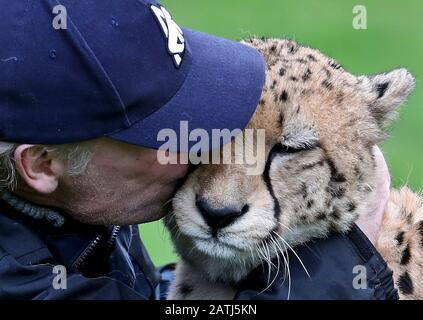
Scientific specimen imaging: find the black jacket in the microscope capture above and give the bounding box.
[0,196,398,300]
[236,224,398,300]
[0,198,160,299]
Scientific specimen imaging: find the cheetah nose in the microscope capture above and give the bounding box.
[195,197,249,230]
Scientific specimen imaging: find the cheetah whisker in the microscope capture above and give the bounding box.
[278,221,294,232]
[273,231,311,279]
[160,196,174,210]
[279,238,292,300]
[258,239,281,294]
[272,236,289,280]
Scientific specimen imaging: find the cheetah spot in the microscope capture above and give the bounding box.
[397,272,413,295]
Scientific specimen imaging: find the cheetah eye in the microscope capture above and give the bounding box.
[280,144,305,154]
[273,143,317,155]
[268,142,318,161]
[267,144,304,158]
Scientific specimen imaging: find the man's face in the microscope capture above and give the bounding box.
[56,138,189,225]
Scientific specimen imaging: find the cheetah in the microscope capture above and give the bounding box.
[164,38,422,300]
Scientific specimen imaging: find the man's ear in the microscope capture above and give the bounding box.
[359,68,415,129]
[14,145,65,194]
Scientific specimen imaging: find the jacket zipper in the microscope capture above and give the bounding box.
[72,225,121,271]
[105,225,121,252]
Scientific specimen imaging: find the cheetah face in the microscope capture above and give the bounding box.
[165,38,415,283]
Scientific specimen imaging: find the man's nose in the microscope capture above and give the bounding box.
[195,197,249,230]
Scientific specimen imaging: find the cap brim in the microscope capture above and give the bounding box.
[108,28,265,153]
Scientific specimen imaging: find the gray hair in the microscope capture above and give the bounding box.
[0,141,91,190]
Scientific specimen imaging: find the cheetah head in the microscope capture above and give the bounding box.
[165,38,415,283]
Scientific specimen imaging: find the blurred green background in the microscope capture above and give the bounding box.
[140,0,423,266]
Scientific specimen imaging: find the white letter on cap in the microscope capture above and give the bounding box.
[150,5,185,67]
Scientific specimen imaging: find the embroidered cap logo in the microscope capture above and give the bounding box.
[150,5,185,68]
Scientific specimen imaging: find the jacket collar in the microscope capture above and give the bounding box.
[0,188,65,227]
[0,190,122,276]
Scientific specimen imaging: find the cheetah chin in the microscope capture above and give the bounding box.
[165,38,422,300]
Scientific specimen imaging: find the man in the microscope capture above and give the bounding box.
[0,0,396,299]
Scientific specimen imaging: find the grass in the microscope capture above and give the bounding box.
[139,0,423,266]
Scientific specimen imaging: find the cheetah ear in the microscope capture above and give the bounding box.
[359,68,415,129]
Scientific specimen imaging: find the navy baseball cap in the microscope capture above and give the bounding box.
[0,0,265,152]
